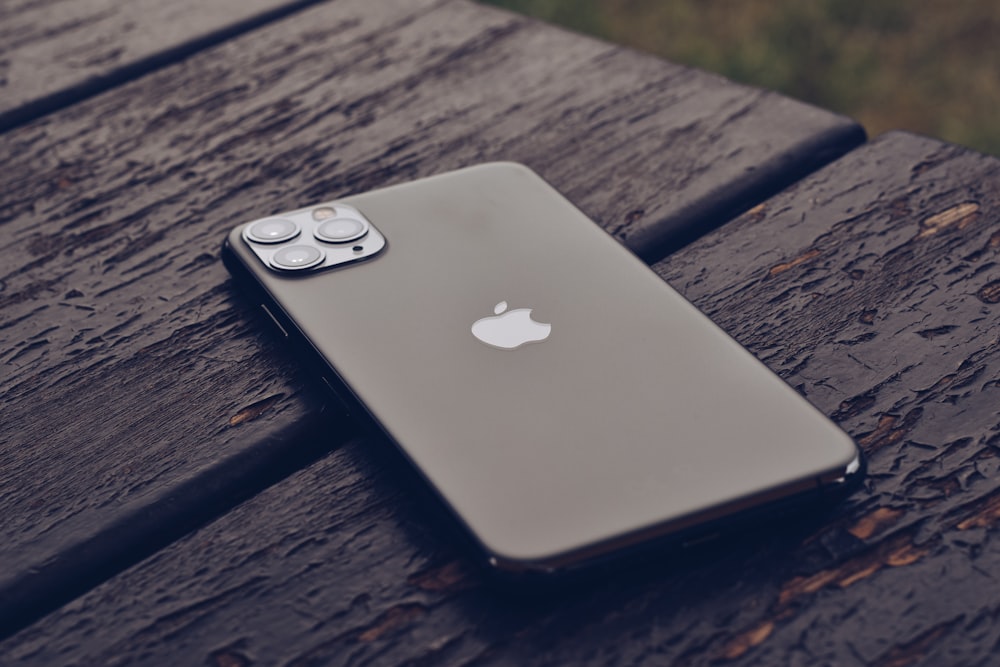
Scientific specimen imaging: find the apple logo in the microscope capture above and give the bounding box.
[471,301,552,350]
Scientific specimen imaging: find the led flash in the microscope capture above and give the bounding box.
[312,206,337,220]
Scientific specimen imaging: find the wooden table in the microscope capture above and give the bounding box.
[4,1,997,665]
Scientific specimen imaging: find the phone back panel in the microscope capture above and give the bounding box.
[226,163,858,568]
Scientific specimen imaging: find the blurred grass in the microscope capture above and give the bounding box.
[483,0,1000,156]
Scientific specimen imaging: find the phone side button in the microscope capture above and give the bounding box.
[260,304,289,338]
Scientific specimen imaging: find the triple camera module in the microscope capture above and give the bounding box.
[241,203,386,273]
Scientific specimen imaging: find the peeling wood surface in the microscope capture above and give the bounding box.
[0,0,327,131]
[6,131,1000,666]
[0,0,863,637]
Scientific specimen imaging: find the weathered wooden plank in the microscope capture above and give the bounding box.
[5,132,999,665]
[0,0,328,132]
[0,0,861,637]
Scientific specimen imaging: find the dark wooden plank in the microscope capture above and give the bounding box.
[5,131,1000,665]
[0,0,327,132]
[0,0,862,637]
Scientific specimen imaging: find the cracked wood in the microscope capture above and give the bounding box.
[5,133,1000,665]
[0,0,328,130]
[0,0,861,637]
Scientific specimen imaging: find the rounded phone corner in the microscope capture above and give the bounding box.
[469,531,582,580]
[488,159,532,171]
[477,546,587,587]
[469,160,538,181]
[484,552,558,579]
[219,233,241,275]
[818,444,866,498]
[473,528,648,582]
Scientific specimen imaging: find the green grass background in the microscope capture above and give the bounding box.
[484,0,1000,156]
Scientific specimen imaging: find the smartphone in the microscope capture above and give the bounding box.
[222,163,862,575]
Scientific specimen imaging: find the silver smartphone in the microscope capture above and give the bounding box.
[221,163,862,575]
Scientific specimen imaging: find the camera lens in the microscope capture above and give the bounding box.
[246,218,299,244]
[315,217,368,244]
[272,245,324,271]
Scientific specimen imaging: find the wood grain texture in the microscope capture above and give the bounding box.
[0,0,862,636]
[0,0,329,131]
[5,131,999,666]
